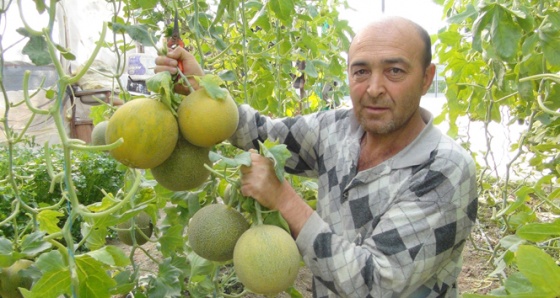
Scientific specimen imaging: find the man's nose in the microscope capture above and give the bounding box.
[366,73,386,98]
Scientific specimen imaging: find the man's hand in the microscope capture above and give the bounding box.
[154,47,204,95]
[240,150,314,238]
[240,150,284,210]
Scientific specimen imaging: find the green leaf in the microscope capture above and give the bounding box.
[86,245,130,267]
[490,6,522,61]
[209,151,252,167]
[286,285,304,298]
[503,272,536,295]
[89,103,110,125]
[472,6,494,52]
[268,0,295,25]
[516,221,560,242]
[111,270,135,295]
[21,36,51,66]
[187,252,216,280]
[213,0,238,25]
[446,4,477,24]
[218,69,237,82]
[25,269,71,298]
[136,0,158,9]
[75,255,116,297]
[81,221,108,251]
[258,140,291,181]
[110,22,157,48]
[0,237,14,267]
[159,225,185,257]
[499,234,525,250]
[87,193,118,212]
[35,250,66,272]
[196,74,228,100]
[516,245,560,296]
[146,71,175,112]
[495,186,532,217]
[20,231,52,257]
[263,210,290,233]
[540,30,560,67]
[54,43,76,61]
[305,61,318,78]
[146,258,183,297]
[37,210,64,234]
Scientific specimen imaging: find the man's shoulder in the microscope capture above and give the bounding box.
[433,134,476,170]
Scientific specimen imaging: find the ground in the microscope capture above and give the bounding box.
[112,209,503,297]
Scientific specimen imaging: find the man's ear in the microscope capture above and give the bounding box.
[422,63,436,95]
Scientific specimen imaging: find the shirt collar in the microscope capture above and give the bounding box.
[389,107,442,169]
[348,107,443,169]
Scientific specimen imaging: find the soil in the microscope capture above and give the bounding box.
[111,205,503,297]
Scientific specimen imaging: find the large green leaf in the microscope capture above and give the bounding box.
[471,4,495,52]
[37,210,63,235]
[110,22,157,48]
[490,6,522,61]
[21,36,51,66]
[86,245,130,267]
[268,0,295,25]
[516,219,560,242]
[146,258,183,298]
[76,255,116,298]
[21,269,71,298]
[158,224,185,257]
[20,232,51,257]
[516,245,560,296]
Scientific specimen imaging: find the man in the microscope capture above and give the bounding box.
[155,16,477,298]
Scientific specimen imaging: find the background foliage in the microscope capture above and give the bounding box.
[434,0,560,296]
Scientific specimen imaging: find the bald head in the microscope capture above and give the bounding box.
[350,17,432,69]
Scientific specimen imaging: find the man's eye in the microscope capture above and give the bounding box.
[354,69,368,76]
[389,68,403,74]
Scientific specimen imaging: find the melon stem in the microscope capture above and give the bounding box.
[255,200,263,225]
[177,68,196,94]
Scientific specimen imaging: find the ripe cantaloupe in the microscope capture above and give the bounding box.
[177,88,239,148]
[150,137,211,191]
[233,224,301,296]
[187,204,250,262]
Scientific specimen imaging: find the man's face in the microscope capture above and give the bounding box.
[347,20,434,135]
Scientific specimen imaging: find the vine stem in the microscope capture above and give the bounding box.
[255,200,263,225]
[240,0,249,104]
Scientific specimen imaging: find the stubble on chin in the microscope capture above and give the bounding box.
[356,108,397,135]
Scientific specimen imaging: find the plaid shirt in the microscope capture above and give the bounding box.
[229,104,478,298]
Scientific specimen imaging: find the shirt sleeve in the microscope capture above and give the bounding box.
[296,148,478,297]
[228,104,324,177]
